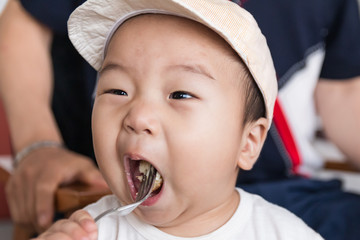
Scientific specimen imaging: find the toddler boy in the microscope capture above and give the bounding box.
[35,0,323,239]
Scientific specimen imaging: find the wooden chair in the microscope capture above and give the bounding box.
[324,160,359,173]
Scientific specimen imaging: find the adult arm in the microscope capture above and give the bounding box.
[315,0,360,168]
[0,0,106,233]
[315,77,360,168]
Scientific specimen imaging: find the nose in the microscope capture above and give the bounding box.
[123,100,160,135]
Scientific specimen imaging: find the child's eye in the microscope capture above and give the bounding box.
[104,89,128,96]
[169,91,193,99]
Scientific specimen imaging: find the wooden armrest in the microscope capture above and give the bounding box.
[324,160,360,173]
[0,166,10,183]
[56,182,111,214]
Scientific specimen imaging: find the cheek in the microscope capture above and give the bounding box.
[169,115,241,191]
[92,99,124,150]
[92,103,115,158]
[92,102,129,200]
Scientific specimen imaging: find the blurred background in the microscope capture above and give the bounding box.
[0,1,11,237]
[0,0,11,228]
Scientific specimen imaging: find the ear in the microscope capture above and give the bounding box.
[237,118,269,170]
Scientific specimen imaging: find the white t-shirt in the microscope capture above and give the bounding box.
[85,188,323,240]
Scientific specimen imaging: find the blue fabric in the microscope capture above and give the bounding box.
[20,0,85,34]
[319,0,360,79]
[20,0,96,158]
[50,35,96,158]
[242,0,360,85]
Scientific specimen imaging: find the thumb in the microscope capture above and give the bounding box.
[70,210,98,240]
[78,166,108,187]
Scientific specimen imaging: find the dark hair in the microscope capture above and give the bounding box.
[241,69,266,126]
[225,47,266,126]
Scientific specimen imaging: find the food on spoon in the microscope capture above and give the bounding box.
[138,160,163,192]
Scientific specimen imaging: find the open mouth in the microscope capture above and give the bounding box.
[126,157,163,200]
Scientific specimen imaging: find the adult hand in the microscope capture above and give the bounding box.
[5,147,107,233]
[31,210,97,240]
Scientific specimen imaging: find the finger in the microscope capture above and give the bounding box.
[69,210,97,234]
[42,218,95,240]
[35,231,74,240]
[5,177,21,222]
[5,172,31,224]
[23,166,37,228]
[77,164,107,187]
[34,174,58,231]
[55,153,106,188]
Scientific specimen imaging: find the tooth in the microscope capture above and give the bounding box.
[152,171,163,192]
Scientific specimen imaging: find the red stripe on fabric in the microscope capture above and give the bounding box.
[273,98,301,173]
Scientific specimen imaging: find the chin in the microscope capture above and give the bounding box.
[134,195,180,226]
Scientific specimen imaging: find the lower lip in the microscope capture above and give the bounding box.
[141,184,164,206]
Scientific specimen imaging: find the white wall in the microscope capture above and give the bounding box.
[0,0,7,15]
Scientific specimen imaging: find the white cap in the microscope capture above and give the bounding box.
[68,0,278,123]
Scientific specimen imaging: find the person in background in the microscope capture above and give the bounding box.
[0,0,106,233]
[236,0,360,239]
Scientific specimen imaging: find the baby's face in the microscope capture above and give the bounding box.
[92,14,249,235]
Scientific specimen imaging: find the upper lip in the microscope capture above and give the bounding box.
[123,152,160,173]
[124,152,152,168]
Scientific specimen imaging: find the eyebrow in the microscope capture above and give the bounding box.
[99,63,125,75]
[169,64,215,80]
[99,62,215,80]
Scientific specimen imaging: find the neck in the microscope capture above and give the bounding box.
[158,189,240,237]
